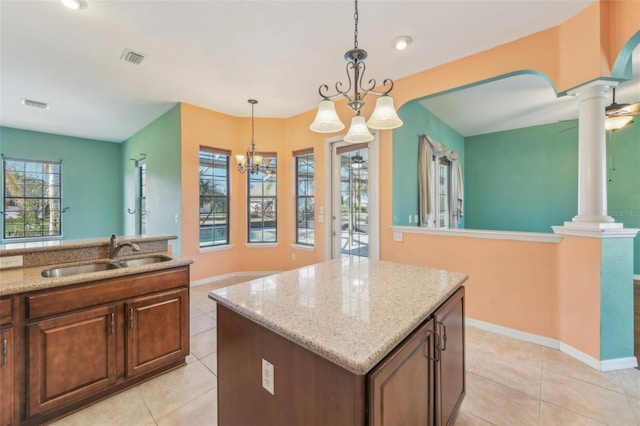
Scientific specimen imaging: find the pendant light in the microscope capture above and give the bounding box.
[309,0,403,142]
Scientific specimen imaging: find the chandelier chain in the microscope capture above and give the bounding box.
[353,0,359,49]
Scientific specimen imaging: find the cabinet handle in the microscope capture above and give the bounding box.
[110,312,115,334]
[2,338,7,365]
[438,321,447,352]
[129,307,134,328]
[423,330,440,362]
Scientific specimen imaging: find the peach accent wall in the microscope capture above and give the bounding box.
[606,0,640,72]
[557,236,602,358]
[382,233,560,340]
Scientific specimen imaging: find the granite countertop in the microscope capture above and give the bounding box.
[0,254,193,296]
[209,256,468,375]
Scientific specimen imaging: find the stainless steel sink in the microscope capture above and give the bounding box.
[116,255,171,267]
[41,262,120,278]
[41,256,172,278]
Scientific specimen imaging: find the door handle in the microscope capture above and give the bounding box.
[2,338,7,365]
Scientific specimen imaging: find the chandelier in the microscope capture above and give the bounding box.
[309,0,403,143]
[236,99,266,174]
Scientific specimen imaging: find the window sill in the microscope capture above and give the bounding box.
[290,243,314,252]
[200,244,234,254]
[245,243,278,248]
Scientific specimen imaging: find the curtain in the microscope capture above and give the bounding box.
[417,135,464,228]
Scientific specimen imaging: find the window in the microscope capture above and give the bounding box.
[199,148,230,247]
[437,158,451,228]
[2,157,62,240]
[248,154,277,243]
[294,149,314,246]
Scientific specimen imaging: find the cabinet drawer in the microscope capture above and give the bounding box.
[26,267,189,320]
[0,298,13,326]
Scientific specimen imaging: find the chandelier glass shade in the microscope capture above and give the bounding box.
[236,99,265,174]
[309,0,403,143]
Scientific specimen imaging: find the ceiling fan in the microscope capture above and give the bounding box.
[605,88,639,131]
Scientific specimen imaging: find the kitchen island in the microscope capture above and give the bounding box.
[209,256,468,426]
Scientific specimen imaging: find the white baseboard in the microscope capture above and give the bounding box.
[466,318,559,349]
[190,271,280,287]
[599,357,638,371]
[467,317,637,371]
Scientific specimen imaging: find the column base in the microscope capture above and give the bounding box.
[552,221,638,238]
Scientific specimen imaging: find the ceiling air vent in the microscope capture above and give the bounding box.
[22,99,49,109]
[120,49,147,65]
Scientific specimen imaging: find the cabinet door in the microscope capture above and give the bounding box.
[27,305,117,416]
[368,318,436,426]
[125,288,188,378]
[434,287,465,426]
[0,328,14,426]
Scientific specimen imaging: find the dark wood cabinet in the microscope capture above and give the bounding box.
[17,266,190,425]
[216,286,465,426]
[0,297,15,426]
[367,287,465,426]
[126,288,189,377]
[368,318,436,426]
[0,327,14,426]
[434,287,465,426]
[27,305,118,416]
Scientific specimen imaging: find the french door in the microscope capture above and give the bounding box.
[328,137,379,259]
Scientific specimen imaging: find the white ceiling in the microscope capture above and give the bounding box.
[2,0,635,143]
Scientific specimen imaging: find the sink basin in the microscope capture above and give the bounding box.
[42,262,120,278]
[41,256,172,278]
[116,256,171,267]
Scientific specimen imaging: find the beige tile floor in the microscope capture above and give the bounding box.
[52,277,640,426]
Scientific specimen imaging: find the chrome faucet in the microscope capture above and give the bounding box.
[108,234,140,259]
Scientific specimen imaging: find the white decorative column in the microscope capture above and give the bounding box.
[561,80,621,231]
[551,84,639,371]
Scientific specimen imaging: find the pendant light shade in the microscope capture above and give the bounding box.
[344,115,374,143]
[366,95,403,130]
[605,115,634,132]
[310,100,345,133]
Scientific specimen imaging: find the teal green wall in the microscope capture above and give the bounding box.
[464,122,579,233]
[122,105,182,253]
[392,101,465,227]
[0,127,123,240]
[606,123,640,276]
[600,238,635,359]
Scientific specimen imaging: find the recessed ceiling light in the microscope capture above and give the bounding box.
[22,99,49,109]
[394,36,412,51]
[59,0,87,10]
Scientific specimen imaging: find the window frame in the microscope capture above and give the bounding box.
[247,153,277,244]
[199,147,231,248]
[294,148,314,246]
[2,156,63,242]
[436,157,452,229]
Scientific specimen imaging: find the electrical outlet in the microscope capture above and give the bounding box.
[292,253,296,261]
[0,255,23,269]
[262,359,274,395]
[393,232,403,242]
